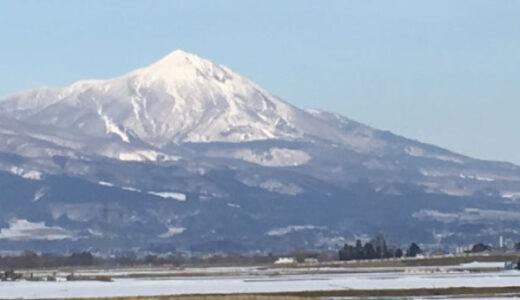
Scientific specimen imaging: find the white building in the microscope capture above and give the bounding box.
[274,257,296,265]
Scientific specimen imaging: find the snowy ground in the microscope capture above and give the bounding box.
[2,270,520,299]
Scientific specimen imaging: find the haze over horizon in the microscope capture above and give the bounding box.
[0,0,519,164]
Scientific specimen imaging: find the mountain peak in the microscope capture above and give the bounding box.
[0,49,360,146]
[164,49,199,59]
[154,49,204,67]
[132,49,220,83]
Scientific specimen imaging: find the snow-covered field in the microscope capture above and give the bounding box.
[2,270,520,299]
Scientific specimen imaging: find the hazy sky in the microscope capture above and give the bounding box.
[1,0,519,164]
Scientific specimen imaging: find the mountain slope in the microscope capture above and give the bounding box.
[0,50,519,253]
[0,51,319,145]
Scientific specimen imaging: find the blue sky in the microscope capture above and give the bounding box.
[1,0,519,164]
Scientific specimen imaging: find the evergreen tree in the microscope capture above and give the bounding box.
[395,248,403,258]
[515,242,520,251]
[470,243,491,253]
[406,242,422,257]
[355,240,363,259]
[363,242,376,259]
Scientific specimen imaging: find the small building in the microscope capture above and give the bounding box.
[304,258,319,264]
[274,257,296,265]
[455,245,472,254]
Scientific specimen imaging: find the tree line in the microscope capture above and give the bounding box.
[339,234,422,261]
[0,251,94,269]
[0,250,334,269]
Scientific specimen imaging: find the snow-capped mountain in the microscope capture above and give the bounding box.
[0,50,370,150]
[0,50,520,253]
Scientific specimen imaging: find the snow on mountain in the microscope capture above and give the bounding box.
[0,51,297,144]
[9,166,43,181]
[0,219,73,241]
[148,191,187,201]
[158,227,186,238]
[0,50,388,164]
[231,147,311,167]
[266,225,327,236]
